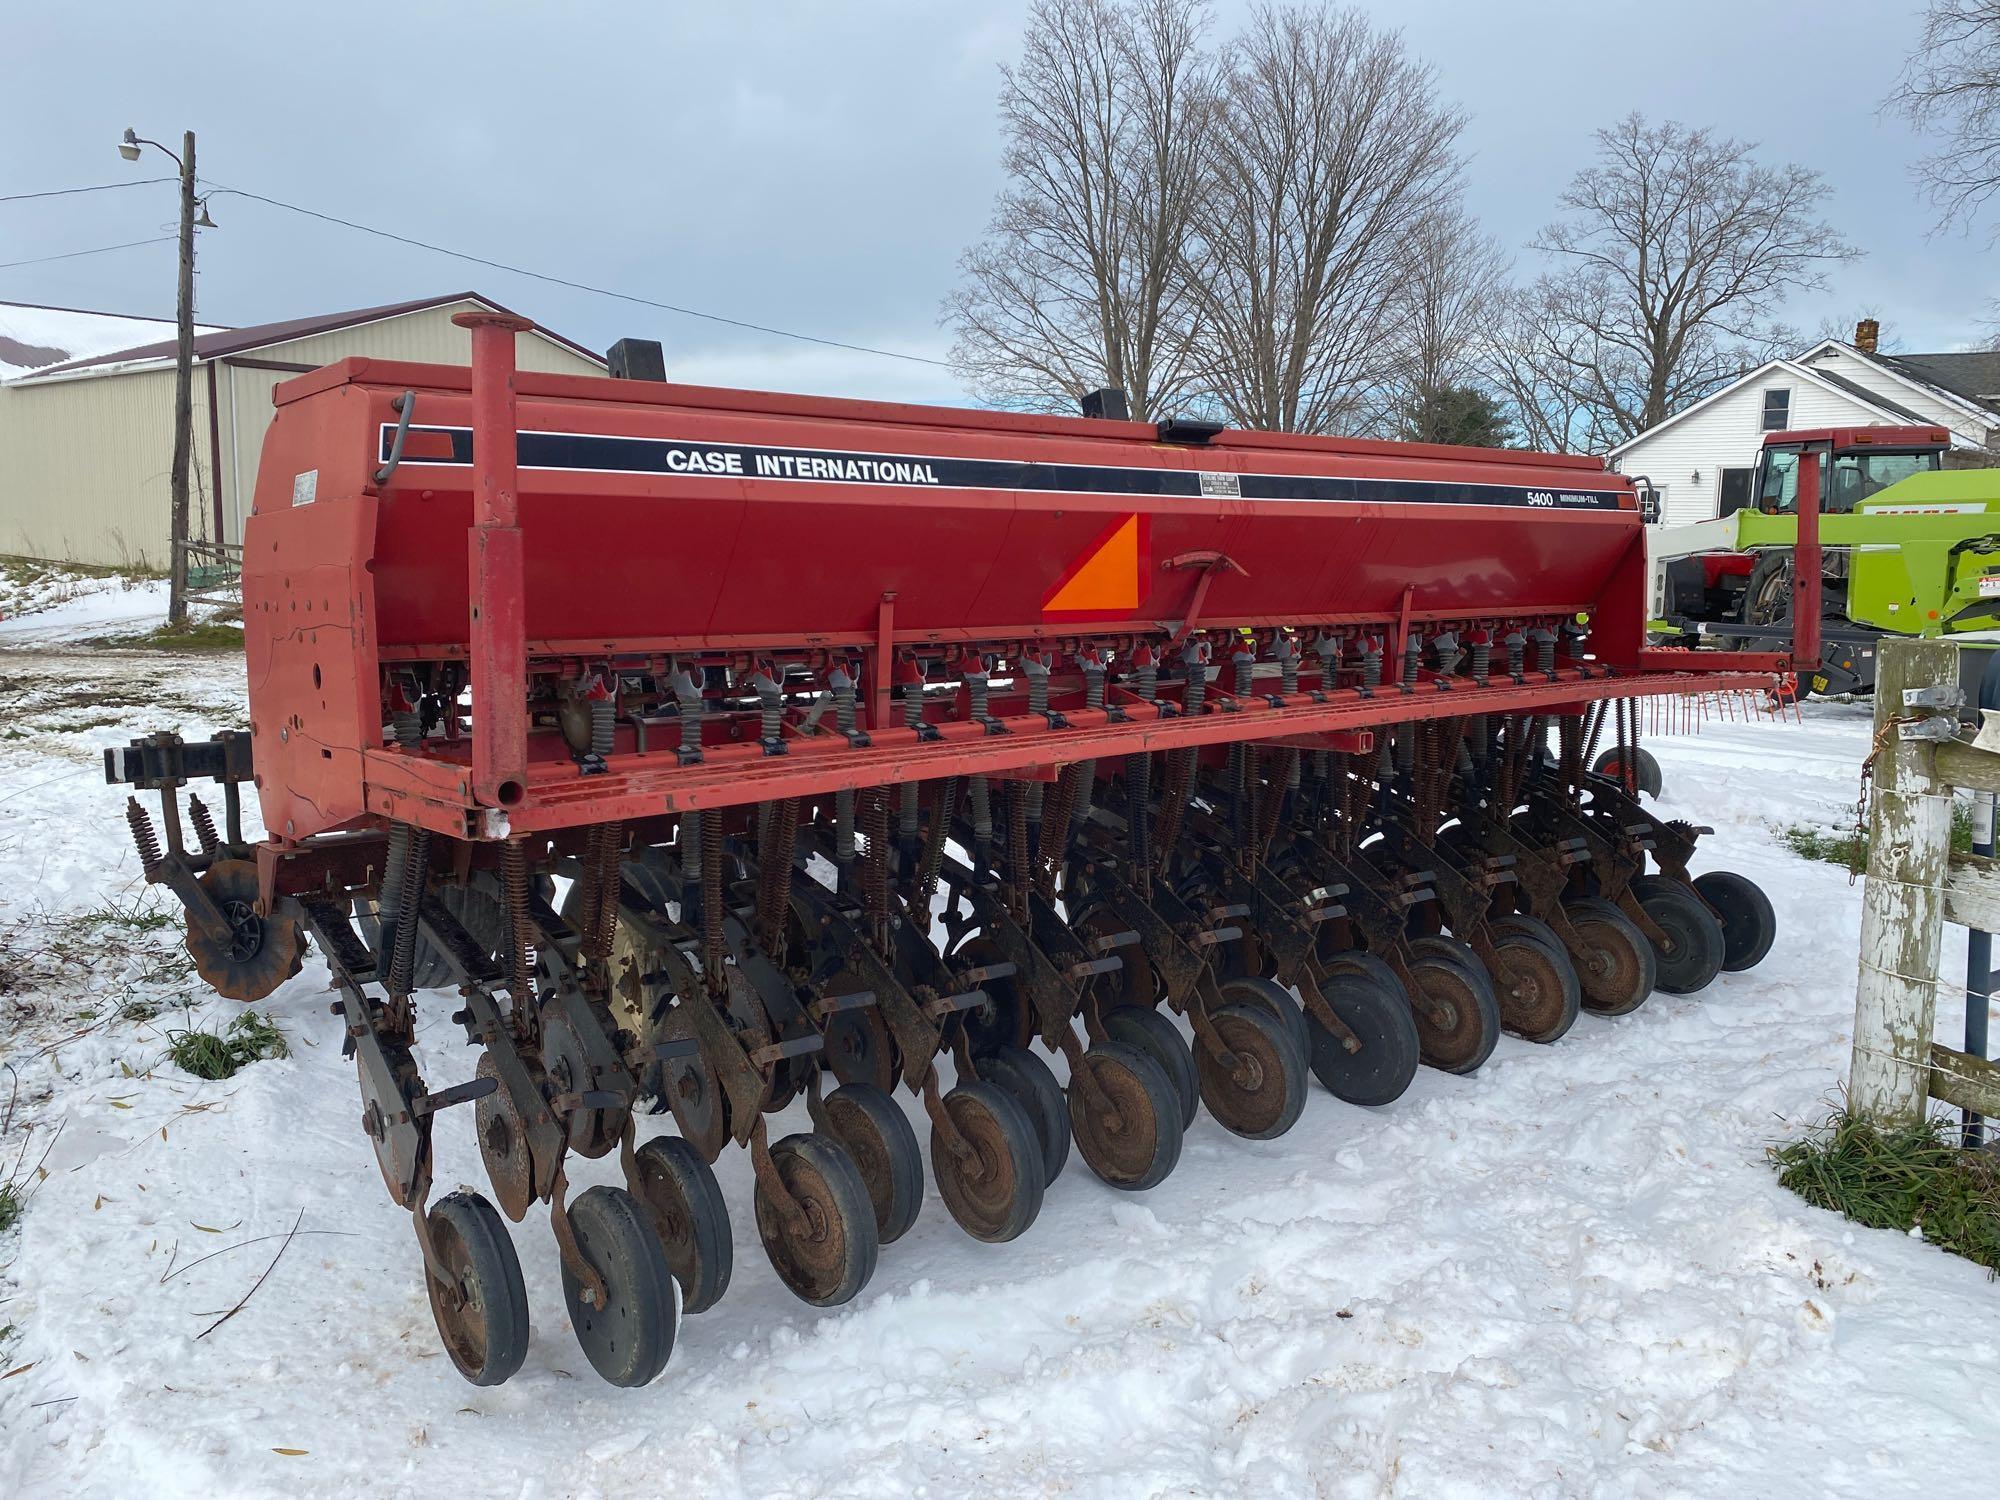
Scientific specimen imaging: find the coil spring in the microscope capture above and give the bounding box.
[500,837,535,1003]
[1402,634,1422,687]
[387,826,431,998]
[1506,635,1526,680]
[1360,643,1383,688]
[1471,639,1491,687]
[391,710,422,750]
[1008,781,1032,902]
[1024,660,1049,824]
[755,796,800,954]
[900,680,924,839]
[1127,660,1157,874]
[1538,635,1556,675]
[861,788,891,942]
[693,808,720,985]
[125,797,163,876]
[590,696,616,759]
[834,671,858,870]
[187,794,220,857]
[1072,660,1106,835]
[913,776,958,929]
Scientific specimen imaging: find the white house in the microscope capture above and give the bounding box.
[1608,322,2000,526]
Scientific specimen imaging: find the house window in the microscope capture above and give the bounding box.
[1718,467,1754,515]
[1760,387,1792,432]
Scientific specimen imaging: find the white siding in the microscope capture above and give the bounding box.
[1799,346,1997,446]
[1613,370,1883,526]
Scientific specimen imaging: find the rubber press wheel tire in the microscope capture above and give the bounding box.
[1219,974,1311,1061]
[1562,897,1658,1016]
[1693,870,1778,972]
[931,1079,1047,1243]
[560,1185,678,1388]
[1590,744,1663,798]
[425,1191,530,1388]
[1406,948,1501,1075]
[1628,876,1726,995]
[823,1082,925,1246]
[1308,968,1420,1107]
[1195,1003,1308,1141]
[1069,1041,1184,1192]
[1102,1004,1199,1130]
[631,1135,733,1315]
[1484,927,1581,1044]
[755,1132,880,1307]
[977,1044,1072,1188]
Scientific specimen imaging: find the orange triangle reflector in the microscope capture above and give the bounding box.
[1044,513,1143,612]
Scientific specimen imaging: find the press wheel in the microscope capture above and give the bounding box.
[185,858,304,1002]
[1628,876,1725,994]
[975,1044,1071,1187]
[931,1079,1045,1242]
[1102,1003,1198,1129]
[425,1191,530,1387]
[1693,870,1778,972]
[1218,974,1310,1060]
[754,1132,879,1307]
[1308,967,1420,1107]
[631,1135,733,1314]
[1406,948,1500,1074]
[1484,926,1580,1044]
[560,1184,677,1387]
[1563,897,1658,1015]
[1195,1003,1307,1141]
[822,1082,924,1245]
[1068,1041,1183,1192]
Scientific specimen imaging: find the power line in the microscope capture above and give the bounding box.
[0,236,174,271]
[0,178,175,204]
[201,183,954,369]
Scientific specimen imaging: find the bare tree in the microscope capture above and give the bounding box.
[1890,2,2000,231]
[1486,282,1621,454]
[1509,115,1856,447]
[1378,203,1506,439]
[944,0,1215,419]
[1183,5,1465,433]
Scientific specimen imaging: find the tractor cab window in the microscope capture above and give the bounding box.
[1826,449,1943,512]
[1755,446,1943,514]
[1756,451,1798,512]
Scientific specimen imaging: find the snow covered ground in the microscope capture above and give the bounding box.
[1,608,1996,1498]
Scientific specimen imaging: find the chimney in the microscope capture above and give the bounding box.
[1855,318,1880,354]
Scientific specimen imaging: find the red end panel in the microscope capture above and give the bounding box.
[242,495,382,842]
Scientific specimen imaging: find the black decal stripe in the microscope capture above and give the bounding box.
[380,424,1627,511]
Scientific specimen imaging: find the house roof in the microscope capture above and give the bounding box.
[0,300,226,380]
[11,291,602,382]
[1877,350,2000,408]
[1606,357,1894,457]
[1798,338,2000,431]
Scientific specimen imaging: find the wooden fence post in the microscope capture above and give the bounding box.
[1849,637,1959,1128]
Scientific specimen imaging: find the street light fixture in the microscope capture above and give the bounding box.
[117,125,203,626]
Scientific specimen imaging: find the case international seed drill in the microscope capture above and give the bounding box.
[107,314,1786,1388]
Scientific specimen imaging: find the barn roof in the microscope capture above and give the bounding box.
[9,291,602,383]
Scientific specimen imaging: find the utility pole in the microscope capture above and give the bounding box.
[120,127,201,626]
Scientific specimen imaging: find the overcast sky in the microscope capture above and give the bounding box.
[1,0,1988,406]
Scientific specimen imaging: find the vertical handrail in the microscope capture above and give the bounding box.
[455,309,534,819]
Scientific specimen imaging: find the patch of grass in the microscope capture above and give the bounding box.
[93,619,245,653]
[1778,799,1978,871]
[165,1011,289,1080]
[0,1180,22,1234]
[1771,1109,2000,1276]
